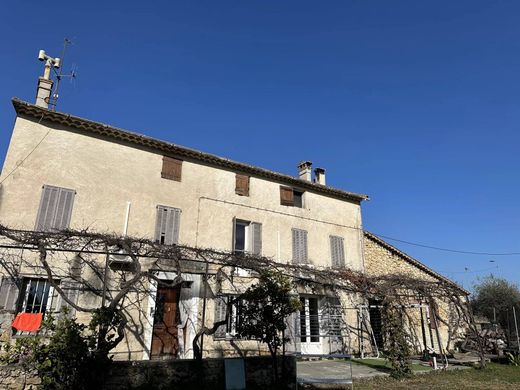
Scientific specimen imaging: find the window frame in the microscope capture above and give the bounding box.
[280,186,304,208]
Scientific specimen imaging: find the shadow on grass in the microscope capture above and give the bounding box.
[351,359,393,373]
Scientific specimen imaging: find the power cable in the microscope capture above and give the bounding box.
[0,113,48,185]
[370,233,520,256]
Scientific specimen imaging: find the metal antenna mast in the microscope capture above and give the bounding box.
[48,38,77,111]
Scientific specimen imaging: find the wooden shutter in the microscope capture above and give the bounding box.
[280,186,294,206]
[61,281,80,318]
[35,185,59,231]
[235,174,250,196]
[35,185,75,231]
[53,188,75,230]
[330,236,345,268]
[0,277,20,312]
[251,222,262,256]
[161,156,182,181]
[214,296,227,338]
[292,229,308,264]
[155,206,181,245]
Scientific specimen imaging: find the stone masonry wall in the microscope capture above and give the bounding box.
[363,234,466,353]
[104,356,296,390]
[0,366,40,390]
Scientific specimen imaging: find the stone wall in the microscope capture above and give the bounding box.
[104,356,296,390]
[0,366,40,390]
[363,233,467,353]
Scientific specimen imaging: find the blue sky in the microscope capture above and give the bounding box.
[1,1,519,290]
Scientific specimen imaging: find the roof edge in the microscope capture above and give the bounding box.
[12,98,369,203]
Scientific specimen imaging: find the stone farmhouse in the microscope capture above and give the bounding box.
[0,73,467,361]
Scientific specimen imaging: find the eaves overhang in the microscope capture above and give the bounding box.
[12,98,370,203]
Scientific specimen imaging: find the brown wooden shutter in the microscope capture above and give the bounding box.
[280,186,294,206]
[235,174,250,196]
[161,156,182,181]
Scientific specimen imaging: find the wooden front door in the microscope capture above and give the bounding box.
[151,286,180,358]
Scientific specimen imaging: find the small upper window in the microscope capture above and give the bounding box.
[161,156,182,182]
[235,174,250,196]
[280,186,304,208]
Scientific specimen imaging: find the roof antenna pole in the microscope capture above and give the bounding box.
[49,38,76,111]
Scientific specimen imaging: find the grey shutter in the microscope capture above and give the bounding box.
[171,208,181,244]
[155,206,166,243]
[292,229,308,264]
[0,277,20,312]
[35,185,59,231]
[60,281,80,318]
[53,188,75,230]
[251,222,262,256]
[155,206,181,245]
[214,296,227,338]
[36,186,75,231]
[232,217,237,252]
[330,236,345,268]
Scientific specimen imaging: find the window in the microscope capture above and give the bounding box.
[280,186,304,208]
[155,205,182,245]
[233,219,262,255]
[18,278,55,315]
[330,236,346,268]
[235,174,250,196]
[214,295,244,339]
[35,185,75,231]
[161,156,182,181]
[292,228,308,264]
[300,297,320,342]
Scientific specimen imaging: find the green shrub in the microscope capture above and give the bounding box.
[1,308,121,389]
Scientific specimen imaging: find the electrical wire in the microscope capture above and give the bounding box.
[0,113,48,185]
[370,232,520,256]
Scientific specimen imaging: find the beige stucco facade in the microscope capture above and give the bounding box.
[0,116,364,270]
[0,107,367,360]
[0,101,467,361]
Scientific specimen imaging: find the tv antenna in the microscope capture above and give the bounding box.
[45,38,77,111]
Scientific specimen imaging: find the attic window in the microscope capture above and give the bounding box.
[235,174,250,196]
[280,186,304,208]
[161,156,182,182]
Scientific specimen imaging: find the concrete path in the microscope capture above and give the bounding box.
[297,359,382,386]
[297,358,470,386]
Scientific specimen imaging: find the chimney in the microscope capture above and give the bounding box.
[314,167,326,185]
[35,49,60,109]
[298,161,312,182]
[36,77,53,108]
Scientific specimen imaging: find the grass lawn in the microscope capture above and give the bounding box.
[354,363,520,390]
[351,357,432,372]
